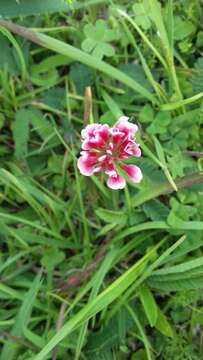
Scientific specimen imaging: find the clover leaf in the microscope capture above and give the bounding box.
[173,16,196,41]
[82,19,120,60]
[147,111,171,135]
[133,1,151,30]
[139,104,154,123]
[167,151,194,178]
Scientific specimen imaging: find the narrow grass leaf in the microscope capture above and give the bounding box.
[75,248,119,359]
[0,20,157,103]
[149,276,203,291]
[155,307,174,338]
[34,242,163,360]
[152,256,203,275]
[139,286,158,327]
[13,110,30,160]
[101,89,123,119]
[0,272,42,360]
[125,304,153,360]
[0,26,26,81]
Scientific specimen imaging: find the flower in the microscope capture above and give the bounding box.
[77,116,143,189]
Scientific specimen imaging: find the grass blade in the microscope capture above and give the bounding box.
[0,19,157,103]
[0,272,42,360]
[34,241,164,360]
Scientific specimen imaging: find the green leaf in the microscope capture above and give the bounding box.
[139,286,158,327]
[101,89,123,119]
[13,108,56,160]
[41,87,65,110]
[132,349,148,360]
[41,246,65,272]
[0,212,63,240]
[125,304,153,360]
[164,0,173,50]
[34,242,163,360]
[76,248,119,359]
[0,34,19,74]
[0,0,107,17]
[118,63,153,93]
[167,151,194,178]
[147,0,170,52]
[152,256,203,276]
[29,108,55,142]
[167,197,193,223]
[163,232,203,264]
[133,1,151,30]
[153,135,167,166]
[139,104,154,124]
[150,267,203,282]
[173,16,196,41]
[148,255,203,291]
[82,19,120,60]
[155,307,174,338]
[85,308,132,356]
[0,113,5,129]
[167,213,203,231]
[23,327,45,349]
[13,109,30,160]
[95,208,127,226]
[0,273,42,360]
[69,63,94,95]
[147,111,171,134]
[132,171,203,208]
[191,57,203,93]
[148,276,203,291]
[0,19,157,103]
[196,31,203,48]
[30,66,58,87]
[142,199,169,221]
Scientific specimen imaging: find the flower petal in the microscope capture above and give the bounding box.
[77,154,97,176]
[78,119,143,189]
[81,124,101,139]
[114,117,138,135]
[82,138,103,150]
[99,124,110,141]
[107,173,126,189]
[82,124,110,150]
[105,164,117,177]
[111,129,126,144]
[124,142,141,157]
[121,164,143,183]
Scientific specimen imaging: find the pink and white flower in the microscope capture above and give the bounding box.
[77,116,143,189]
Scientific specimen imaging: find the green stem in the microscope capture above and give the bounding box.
[160,92,203,111]
[117,9,168,70]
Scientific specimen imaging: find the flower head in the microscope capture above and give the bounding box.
[77,116,143,189]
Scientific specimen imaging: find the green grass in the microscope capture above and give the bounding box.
[0,1,203,359]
